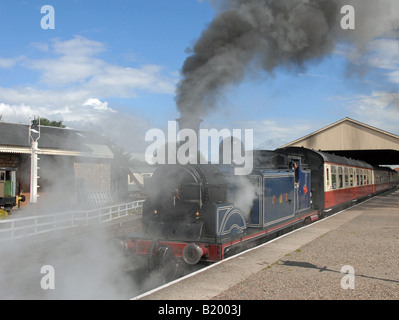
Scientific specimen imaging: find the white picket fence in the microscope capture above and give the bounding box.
[0,200,144,242]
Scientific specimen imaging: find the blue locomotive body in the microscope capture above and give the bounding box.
[124,150,318,269]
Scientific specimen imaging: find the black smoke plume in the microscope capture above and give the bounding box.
[175,0,399,118]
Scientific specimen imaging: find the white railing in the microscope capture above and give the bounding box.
[0,200,144,243]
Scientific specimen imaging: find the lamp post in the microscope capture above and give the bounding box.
[29,115,40,203]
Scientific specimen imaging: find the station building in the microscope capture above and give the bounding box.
[0,122,128,211]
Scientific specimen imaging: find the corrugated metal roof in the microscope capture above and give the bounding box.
[279,147,374,169]
[0,122,114,159]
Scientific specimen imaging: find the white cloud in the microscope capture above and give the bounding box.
[31,55,104,86]
[332,37,399,134]
[0,101,106,124]
[52,36,105,57]
[0,86,88,107]
[386,70,399,84]
[0,35,179,155]
[26,36,177,95]
[363,39,399,70]
[0,35,177,126]
[337,38,399,84]
[84,63,176,97]
[0,56,24,68]
[336,91,399,135]
[83,98,116,112]
[207,118,314,150]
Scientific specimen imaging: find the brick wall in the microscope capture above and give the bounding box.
[0,153,21,168]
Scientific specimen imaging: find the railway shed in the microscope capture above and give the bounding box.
[0,122,128,211]
[280,117,399,166]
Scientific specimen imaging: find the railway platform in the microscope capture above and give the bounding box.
[135,188,399,300]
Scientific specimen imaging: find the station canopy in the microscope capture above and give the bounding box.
[279,117,399,166]
[0,122,114,159]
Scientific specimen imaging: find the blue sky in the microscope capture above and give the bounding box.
[0,0,399,157]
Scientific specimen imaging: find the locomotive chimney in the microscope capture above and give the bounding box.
[176,116,202,137]
[176,116,203,163]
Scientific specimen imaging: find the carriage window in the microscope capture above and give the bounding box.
[350,168,354,187]
[344,167,349,188]
[338,167,343,189]
[356,169,360,186]
[0,171,4,182]
[364,174,367,185]
[331,166,337,190]
[326,167,330,187]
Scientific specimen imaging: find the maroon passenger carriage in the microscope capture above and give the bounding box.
[278,147,399,216]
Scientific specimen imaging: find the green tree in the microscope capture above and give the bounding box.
[40,117,66,128]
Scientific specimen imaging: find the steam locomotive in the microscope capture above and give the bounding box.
[120,147,398,279]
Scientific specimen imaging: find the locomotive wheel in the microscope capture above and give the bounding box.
[160,247,179,283]
[303,216,311,226]
[147,240,160,271]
